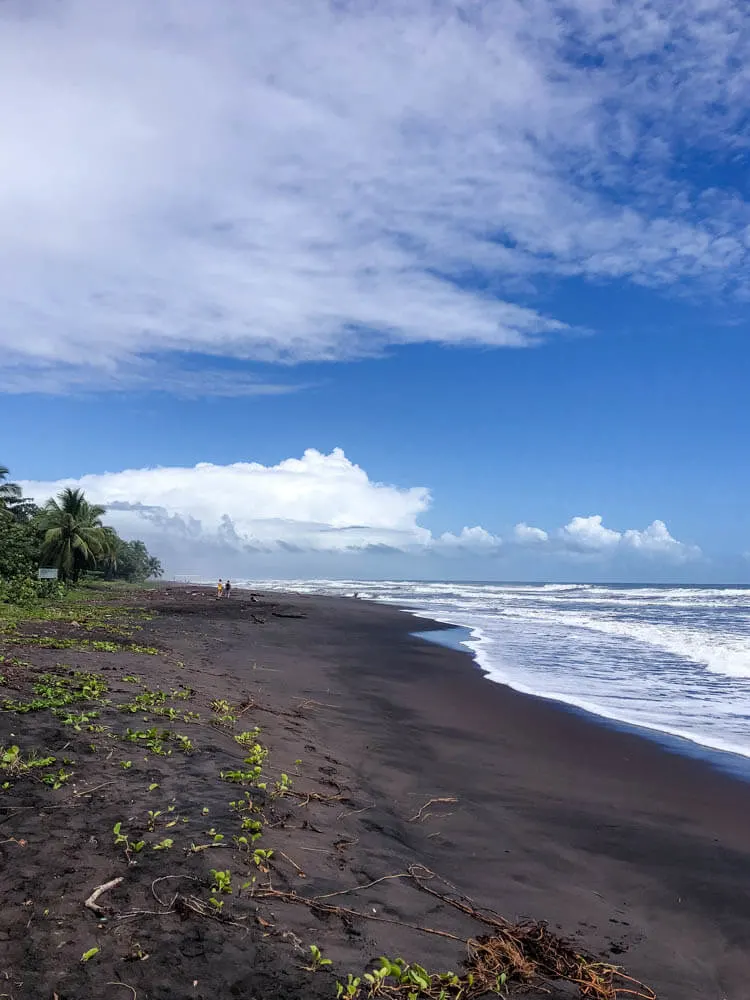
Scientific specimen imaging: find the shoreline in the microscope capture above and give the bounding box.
[411,618,750,783]
[2,584,749,998]
[241,586,750,996]
[289,584,750,781]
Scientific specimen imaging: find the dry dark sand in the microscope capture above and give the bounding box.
[1,585,749,1000]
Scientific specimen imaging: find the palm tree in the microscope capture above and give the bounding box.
[0,466,21,520]
[146,555,164,579]
[39,488,108,582]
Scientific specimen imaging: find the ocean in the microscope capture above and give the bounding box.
[249,579,750,762]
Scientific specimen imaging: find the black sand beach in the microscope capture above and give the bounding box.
[1,585,749,999]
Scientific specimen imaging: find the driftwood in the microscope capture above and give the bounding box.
[84,876,124,915]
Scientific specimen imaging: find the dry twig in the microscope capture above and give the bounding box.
[106,984,137,1000]
[84,877,124,916]
[409,797,458,823]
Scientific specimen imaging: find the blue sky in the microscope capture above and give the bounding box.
[2,0,749,582]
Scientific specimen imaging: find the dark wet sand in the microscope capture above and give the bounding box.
[2,585,749,1000]
[240,590,750,999]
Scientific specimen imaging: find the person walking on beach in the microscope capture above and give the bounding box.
[225,580,232,598]
[217,578,224,599]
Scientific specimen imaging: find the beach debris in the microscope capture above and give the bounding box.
[248,866,656,1000]
[106,982,138,999]
[84,876,124,916]
[409,796,458,823]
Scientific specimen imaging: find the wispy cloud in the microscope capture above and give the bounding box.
[21,448,699,567]
[2,1,749,393]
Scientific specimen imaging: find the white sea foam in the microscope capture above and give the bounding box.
[243,579,750,759]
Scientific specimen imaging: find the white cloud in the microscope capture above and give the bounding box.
[557,514,700,562]
[21,449,699,570]
[623,519,699,558]
[435,526,503,553]
[560,514,622,552]
[513,522,549,544]
[22,449,433,554]
[2,1,750,393]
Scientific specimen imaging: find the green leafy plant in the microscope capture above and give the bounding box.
[146,809,162,831]
[221,741,268,786]
[53,707,101,731]
[113,821,146,859]
[0,744,59,785]
[241,816,263,839]
[41,767,72,789]
[3,669,107,714]
[210,698,237,726]
[124,726,172,756]
[305,943,332,972]
[234,728,261,748]
[172,733,193,753]
[209,868,232,894]
[274,772,293,796]
[252,848,273,871]
[336,975,361,999]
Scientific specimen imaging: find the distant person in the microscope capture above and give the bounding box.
[217,578,224,599]
[225,580,232,598]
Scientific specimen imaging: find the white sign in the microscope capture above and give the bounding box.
[37,568,59,580]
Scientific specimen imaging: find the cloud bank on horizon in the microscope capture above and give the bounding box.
[2,0,750,394]
[21,449,700,575]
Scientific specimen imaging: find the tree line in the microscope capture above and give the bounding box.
[0,464,163,591]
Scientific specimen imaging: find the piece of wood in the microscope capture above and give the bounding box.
[84,876,124,915]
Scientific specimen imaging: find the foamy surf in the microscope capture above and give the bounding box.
[244,579,750,760]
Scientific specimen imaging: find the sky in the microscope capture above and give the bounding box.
[2,0,749,583]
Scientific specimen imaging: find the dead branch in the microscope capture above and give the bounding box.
[313,872,412,901]
[337,804,372,819]
[289,789,348,807]
[84,877,124,916]
[278,851,306,876]
[253,886,467,944]
[151,874,198,907]
[73,781,114,798]
[106,984,137,1000]
[409,797,458,823]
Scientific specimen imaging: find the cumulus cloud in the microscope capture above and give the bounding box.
[22,449,433,554]
[2,1,750,393]
[514,515,699,561]
[560,515,622,553]
[513,522,549,544]
[21,449,699,572]
[435,526,503,553]
[622,519,698,558]
[558,515,700,561]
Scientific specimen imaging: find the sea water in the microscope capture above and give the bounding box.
[249,580,750,762]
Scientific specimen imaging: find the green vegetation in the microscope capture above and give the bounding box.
[305,944,333,972]
[113,821,146,859]
[211,698,238,727]
[2,669,107,714]
[0,744,72,790]
[0,464,162,597]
